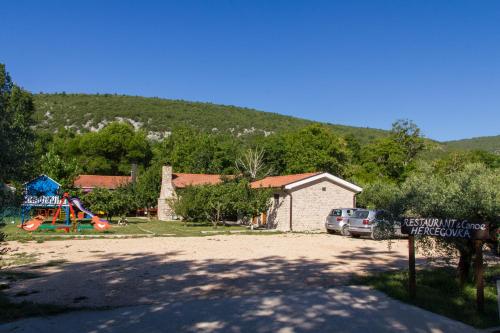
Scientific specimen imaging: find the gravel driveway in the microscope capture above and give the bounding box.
[4,233,418,308]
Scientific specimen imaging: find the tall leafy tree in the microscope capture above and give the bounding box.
[359,120,426,183]
[135,163,162,219]
[0,64,35,184]
[39,148,80,190]
[282,124,349,176]
[159,127,239,174]
[71,122,152,175]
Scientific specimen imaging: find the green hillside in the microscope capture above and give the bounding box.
[32,93,387,143]
[443,135,500,153]
[32,93,498,152]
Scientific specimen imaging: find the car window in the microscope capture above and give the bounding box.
[345,209,355,216]
[330,209,342,216]
[353,210,369,218]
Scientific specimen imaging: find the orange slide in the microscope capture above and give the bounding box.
[92,215,110,231]
[20,215,45,231]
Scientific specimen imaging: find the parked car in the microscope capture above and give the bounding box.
[348,209,402,240]
[325,208,357,236]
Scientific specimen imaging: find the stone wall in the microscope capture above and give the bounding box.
[266,189,290,231]
[291,179,355,231]
[267,178,356,232]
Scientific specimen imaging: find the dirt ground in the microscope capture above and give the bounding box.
[3,234,422,308]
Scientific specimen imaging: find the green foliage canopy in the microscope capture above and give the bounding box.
[171,179,272,226]
[82,186,136,222]
[0,64,35,184]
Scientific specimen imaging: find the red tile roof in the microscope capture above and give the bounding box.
[250,173,320,189]
[172,173,224,188]
[74,175,131,190]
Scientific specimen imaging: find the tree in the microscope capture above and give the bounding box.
[82,186,136,222]
[170,179,272,228]
[358,120,426,183]
[39,148,80,190]
[282,124,349,176]
[78,122,152,175]
[361,162,500,286]
[0,63,35,184]
[235,148,272,180]
[159,127,239,175]
[391,119,426,165]
[403,163,499,285]
[433,150,500,174]
[135,164,161,219]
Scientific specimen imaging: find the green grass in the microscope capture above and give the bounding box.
[354,265,500,328]
[1,218,258,241]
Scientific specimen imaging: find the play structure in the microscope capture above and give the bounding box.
[20,175,110,232]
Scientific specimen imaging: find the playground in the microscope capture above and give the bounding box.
[1,174,249,242]
[18,175,110,234]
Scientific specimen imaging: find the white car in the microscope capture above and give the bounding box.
[325,208,357,236]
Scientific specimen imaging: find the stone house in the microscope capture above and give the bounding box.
[157,165,362,232]
[251,172,362,232]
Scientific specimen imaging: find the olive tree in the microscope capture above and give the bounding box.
[170,178,272,228]
[361,162,500,285]
[402,163,499,285]
[83,186,136,222]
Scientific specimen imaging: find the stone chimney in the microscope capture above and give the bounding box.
[158,165,175,221]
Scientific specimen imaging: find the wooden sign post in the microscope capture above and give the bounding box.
[401,218,489,310]
[408,235,416,299]
[475,239,484,312]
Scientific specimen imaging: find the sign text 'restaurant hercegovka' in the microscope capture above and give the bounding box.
[401,218,489,239]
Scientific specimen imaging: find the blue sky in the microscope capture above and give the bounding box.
[2,1,499,141]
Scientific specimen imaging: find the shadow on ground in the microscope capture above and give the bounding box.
[1,246,476,332]
[4,246,420,308]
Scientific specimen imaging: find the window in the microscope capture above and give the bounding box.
[274,193,280,206]
[330,209,342,216]
[322,187,326,191]
[353,210,369,219]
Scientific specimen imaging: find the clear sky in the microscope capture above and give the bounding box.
[2,1,499,141]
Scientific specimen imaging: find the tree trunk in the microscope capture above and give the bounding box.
[457,247,472,287]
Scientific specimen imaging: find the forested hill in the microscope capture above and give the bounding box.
[32,93,387,143]
[32,93,499,151]
[443,135,500,154]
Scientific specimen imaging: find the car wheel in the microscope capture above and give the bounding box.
[341,225,350,236]
[371,227,384,240]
